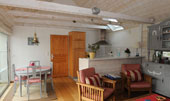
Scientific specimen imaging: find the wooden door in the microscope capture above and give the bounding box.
[51,35,68,77]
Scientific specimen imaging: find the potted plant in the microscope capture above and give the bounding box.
[124,48,131,57]
[88,44,100,59]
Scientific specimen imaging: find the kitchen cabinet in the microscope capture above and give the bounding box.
[148,25,161,50]
[69,31,86,78]
[148,19,170,50]
[163,66,170,97]
[142,62,170,97]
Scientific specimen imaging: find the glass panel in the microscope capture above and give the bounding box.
[0,32,9,96]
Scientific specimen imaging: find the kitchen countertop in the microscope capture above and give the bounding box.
[80,56,144,61]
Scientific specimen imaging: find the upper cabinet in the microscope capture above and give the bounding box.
[148,25,161,50]
[148,19,170,50]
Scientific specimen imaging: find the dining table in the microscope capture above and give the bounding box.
[15,66,51,97]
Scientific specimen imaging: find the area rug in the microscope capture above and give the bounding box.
[12,80,57,101]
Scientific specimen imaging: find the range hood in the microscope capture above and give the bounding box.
[93,29,109,45]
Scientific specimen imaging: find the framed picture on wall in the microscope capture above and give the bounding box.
[28,37,34,45]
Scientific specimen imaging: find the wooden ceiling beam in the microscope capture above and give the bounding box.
[0,0,153,23]
[14,18,109,29]
[6,10,112,25]
[0,9,14,27]
[0,19,12,34]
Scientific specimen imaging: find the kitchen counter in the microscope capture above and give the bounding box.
[79,56,143,75]
[80,56,143,61]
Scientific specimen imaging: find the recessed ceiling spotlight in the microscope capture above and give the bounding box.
[102,18,118,23]
[72,20,76,23]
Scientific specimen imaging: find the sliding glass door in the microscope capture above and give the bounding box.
[0,32,9,96]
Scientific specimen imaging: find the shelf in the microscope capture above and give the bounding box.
[162,32,170,34]
[162,26,170,29]
[163,40,170,42]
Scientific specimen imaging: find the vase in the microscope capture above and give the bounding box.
[126,53,130,57]
[89,52,95,59]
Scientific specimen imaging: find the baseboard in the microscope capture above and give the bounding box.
[0,83,14,101]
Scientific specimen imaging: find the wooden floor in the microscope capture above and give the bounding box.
[53,77,148,101]
[53,77,79,101]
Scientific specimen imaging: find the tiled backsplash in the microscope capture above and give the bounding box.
[96,45,141,57]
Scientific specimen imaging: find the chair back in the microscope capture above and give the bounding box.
[50,62,53,77]
[29,61,40,66]
[27,66,41,80]
[122,64,141,73]
[79,67,95,83]
[12,64,16,79]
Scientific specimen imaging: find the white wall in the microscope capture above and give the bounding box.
[105,25,142,57]
[10,26,100,78]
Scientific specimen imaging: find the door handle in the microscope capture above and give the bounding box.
[153,71,162,75]
[147,70,153,74]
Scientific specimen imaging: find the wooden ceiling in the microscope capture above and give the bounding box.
[73,0,170,23]
[1,0,169,31]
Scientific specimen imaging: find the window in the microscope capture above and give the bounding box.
[0,32,9,96]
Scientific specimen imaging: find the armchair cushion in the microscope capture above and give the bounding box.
[130,81,151,88]
[103,88,114,99]
[124,69,142,82]
[85,74,101,87]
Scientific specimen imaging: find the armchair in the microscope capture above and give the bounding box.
[121,64,152,98]
[77,67,116,101]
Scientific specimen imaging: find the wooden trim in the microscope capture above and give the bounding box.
[77,82,104,101]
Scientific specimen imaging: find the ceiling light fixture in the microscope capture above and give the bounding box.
[32,32,39,44]
[92,7,100,15]
[102,18,118,22]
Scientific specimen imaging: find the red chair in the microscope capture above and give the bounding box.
[77,67,116,101]
[121,64,152,98]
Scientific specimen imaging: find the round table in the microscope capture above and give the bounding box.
[15,66,51,97]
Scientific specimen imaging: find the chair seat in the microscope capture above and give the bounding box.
[103,88,114,99]
[15,76,27,81]
[28,78,41,84]
[41,74,51,78]
[130,81,151,88]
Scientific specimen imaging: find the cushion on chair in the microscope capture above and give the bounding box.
[124,69,142,82]
[80,67,95,83]
[28,78,41,84]
[29,62,35,66]
[103,88,115,99]
[85,74,101,87]
[14,76,27,81]
[130,81,151,88]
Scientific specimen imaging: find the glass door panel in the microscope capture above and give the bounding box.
[0,32,9,96]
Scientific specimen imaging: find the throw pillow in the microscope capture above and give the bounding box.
[85,74,101,87]
[124,70,142,82]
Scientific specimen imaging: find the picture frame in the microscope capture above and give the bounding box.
[28,37,34,45]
